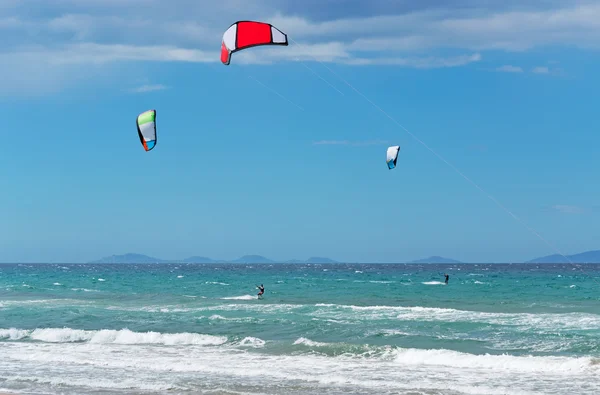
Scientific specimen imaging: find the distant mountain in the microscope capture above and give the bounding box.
[407,256,462,264]
[230,255,274,264]
[526,250,600,264]
[88,253,340,264]
[89,253,169,264]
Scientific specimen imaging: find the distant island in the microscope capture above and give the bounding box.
[86,250,600,264]
[88,253,340,264]
[89,253,462,264]
[525,250,600,264]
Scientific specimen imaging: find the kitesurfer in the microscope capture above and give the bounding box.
[257,284,264,297]
[444,274,449,284]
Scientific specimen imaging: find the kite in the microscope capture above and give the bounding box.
[136,110,157,152]
[221,21,288,65]
[386,146,400,170]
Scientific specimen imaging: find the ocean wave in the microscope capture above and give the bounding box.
[21,327,591,376]
[293,337,329,347]
[1,375,186,392]
[3,333,598,373]
[375,329,415,337]
[391,347,598,373]
[10,326,596,375]
[104,302,300,314]
[220,295,257,300]
[0,328,30,340]
[0,298,91,308]
[312,303,600,331]
[290,337,385,358]
[1,332,599,395]
[0,327,227,346]
[238,337,266,348]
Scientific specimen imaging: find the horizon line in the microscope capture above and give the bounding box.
[2,261,600,265]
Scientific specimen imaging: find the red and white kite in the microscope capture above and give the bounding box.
[221,21,288,65]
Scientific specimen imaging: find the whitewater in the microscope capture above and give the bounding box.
[1,263,599,394]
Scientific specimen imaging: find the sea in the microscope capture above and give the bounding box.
[1,263,599,395]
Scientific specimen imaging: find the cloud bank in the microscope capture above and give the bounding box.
[0,1,597,93]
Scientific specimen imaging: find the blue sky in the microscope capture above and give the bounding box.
[0,0,599,263]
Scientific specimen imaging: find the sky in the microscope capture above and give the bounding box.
[0,0,599,263]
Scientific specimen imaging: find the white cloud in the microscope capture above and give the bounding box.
[491,64,562,75]
[276,3,600,52]
[551,205,585,214]
[532,66,550,74]
[4,36,476,70]
[46,43,215,64]
[345,53,481,68]
[130,84,168,93]
[313,139,389,146]
[0,1,598,94]
[496,65,523,73]
[0,43,214,96]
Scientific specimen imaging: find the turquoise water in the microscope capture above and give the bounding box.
[1,263,599,394]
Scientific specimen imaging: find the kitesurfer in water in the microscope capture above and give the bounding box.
[444,274,449,284]
[257,284,264,297]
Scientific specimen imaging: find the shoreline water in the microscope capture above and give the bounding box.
[1,263,599,394]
